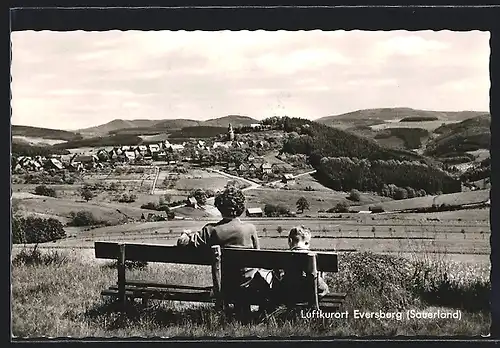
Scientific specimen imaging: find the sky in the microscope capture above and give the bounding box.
[11,30,490,130]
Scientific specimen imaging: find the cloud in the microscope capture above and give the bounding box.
[10,30,490,130]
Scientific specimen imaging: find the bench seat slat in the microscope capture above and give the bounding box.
[102,288,214,302]
[109,285,211,295]
[124,280,213,291]
[321,293,348,301]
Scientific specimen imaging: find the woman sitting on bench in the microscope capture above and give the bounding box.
[176,185,272,320]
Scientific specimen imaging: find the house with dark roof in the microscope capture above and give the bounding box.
[45,158,64,171]
[260,162,273,174]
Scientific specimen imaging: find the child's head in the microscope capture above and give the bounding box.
[288,225,312,250]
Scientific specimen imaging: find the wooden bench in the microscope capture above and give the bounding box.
[94,241,347,311]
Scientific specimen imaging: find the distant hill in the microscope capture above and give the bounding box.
[77,115,258,137]
[201,115,257,128]
[12,125,83,142]
[425,114,491,157]
[316,108,489,128]
[77,119,161,136]
[168,126,227,139]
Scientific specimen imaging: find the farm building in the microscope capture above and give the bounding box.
[96,149,109,161]
[148,144,160,153]
[45,158,64,171]
[281,173,295,184]
[186,196,198,208]
[261,162,273,174]
[124,151,136,162]
[246,207,263,217]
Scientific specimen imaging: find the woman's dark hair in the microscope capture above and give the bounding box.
[214,185,246,218]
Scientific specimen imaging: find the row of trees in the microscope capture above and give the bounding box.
[316,157,461,195]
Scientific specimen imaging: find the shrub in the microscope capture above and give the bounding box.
[264,203,278,217]
[34,185,57,198]
[276,204,290,216]
[348,189,361,202]
[12,216,66,244]
[328,201,350,213]
[68,211,101,227]
[369,205,385,213]
[80,187,94,202]
[406,187,416,199]
[12,245,70,266]
[141,202,159,210]
[118,193,137,203]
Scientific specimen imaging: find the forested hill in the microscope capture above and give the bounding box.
[273,117,424,163]
[267,116,460,195]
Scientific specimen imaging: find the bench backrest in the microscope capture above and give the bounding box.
[222,247,338,272]
[95,241,213,265]
[94,241,338,272]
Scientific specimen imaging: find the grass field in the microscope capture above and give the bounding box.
[245,187,391,213]
[11,246,491,338]
[354,190,490,213]
[370,120,459,131]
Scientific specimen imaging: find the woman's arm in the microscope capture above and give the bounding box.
[251,226,260,250]
[177,225,213,248]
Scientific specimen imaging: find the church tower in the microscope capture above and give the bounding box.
[227,123,235,141]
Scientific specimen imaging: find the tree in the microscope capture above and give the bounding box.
[80,187,94,202]
[296,197,310,213]
[349,189,361,202]
[393,187,408,200]
[277,226,283,236]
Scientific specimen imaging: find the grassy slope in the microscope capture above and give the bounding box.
[425,114,491,156]
[12,194,179,225]
[11,248,490,337]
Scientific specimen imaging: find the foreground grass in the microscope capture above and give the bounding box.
[11,249,491,338]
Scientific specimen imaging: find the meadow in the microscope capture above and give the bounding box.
[11,246,491,338]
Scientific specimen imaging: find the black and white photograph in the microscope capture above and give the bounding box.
[10,27,493,338]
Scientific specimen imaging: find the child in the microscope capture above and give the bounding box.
[271,226,329,306]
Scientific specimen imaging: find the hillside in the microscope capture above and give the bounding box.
[12,125,83,142]
[52,134,143,149]
[425,114,491,157]
[168,126,227,139]
[316,108,489,128]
